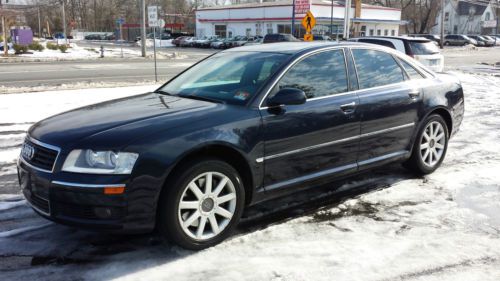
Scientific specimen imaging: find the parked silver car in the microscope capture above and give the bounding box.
[443,34,477,46]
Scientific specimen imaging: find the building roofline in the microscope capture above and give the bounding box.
[196,0,401,12]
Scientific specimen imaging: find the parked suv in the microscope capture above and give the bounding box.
[350,36,445,72]
[443,34,476,46]
[263,33,300,43]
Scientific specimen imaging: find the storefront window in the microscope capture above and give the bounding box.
[277,24,291,34]
[256,23,262,36]
[215,25,227,38]
[267,23,273,34]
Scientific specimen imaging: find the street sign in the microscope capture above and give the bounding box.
[148,6,159,27]
[304,33,313,41]
[294,0,311,17]
[116,18,125,25]
[301,11,316,32]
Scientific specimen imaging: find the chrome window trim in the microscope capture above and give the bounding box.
[256,122,414,163]
[258,46,347,109]
[258,45,432,110]
[52,181,126,188]
[20,135,61,174]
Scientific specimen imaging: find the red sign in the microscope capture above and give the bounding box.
[294,0,311,17]
[165,23,184,28]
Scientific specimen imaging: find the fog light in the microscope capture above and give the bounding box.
[94,207,113,219]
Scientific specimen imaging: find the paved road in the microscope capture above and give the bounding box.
[0,58,200,88]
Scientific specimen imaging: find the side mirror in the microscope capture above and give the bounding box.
[267,88,307,107]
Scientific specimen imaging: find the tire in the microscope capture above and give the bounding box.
[403,114,449,175]
[444,41,450,46]
[158,158,245,250]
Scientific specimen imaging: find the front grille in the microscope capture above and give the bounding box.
[30,194,50,214]
[22,138,59,172]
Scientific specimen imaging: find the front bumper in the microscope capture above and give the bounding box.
[17,159,157,233]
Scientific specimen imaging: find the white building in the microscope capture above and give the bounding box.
[195,0,404,38]
[431,0,498,35]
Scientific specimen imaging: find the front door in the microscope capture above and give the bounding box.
[350,48,421,168]
[260,49,360,191]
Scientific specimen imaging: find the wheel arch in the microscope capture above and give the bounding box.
[425,107,453,135]
[409,106,453,155]
[159,143,255,207]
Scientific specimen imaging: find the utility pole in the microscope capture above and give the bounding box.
[140,0,146,57]
[291,0,296,36]
[343,0,351,39]
[440,0,445,49]
[37,6,41,38]
[330,0,334,38]
[62,0,67,45]
[2,15,7,56]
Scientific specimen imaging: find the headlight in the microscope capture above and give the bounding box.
[62,149,139,174]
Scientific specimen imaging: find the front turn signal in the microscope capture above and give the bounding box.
[104,186,125,195]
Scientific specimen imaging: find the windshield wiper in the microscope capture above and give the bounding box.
[154,89,175,96]
[178,94,224,104]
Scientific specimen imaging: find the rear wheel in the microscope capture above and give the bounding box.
[158,159,245,250]
[404,115,449,174]
[444,41,450,46]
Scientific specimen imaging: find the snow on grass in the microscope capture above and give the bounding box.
[0,72,499,280]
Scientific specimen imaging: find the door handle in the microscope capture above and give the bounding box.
[408,90,420,99]
[340,101,356,113]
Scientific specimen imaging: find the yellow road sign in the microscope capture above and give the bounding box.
[304,33,313,41]
[301,11,316,32]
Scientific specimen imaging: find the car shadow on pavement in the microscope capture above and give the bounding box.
[0,163,420,280]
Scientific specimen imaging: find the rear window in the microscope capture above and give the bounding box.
[408,41,439,55]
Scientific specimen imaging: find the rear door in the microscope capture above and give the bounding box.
[350,48,422,169]
[260,48,360,191]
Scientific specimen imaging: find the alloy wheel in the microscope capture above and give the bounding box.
[420,121,446,167]
[177,172,237,241]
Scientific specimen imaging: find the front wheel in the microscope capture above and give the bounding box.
[158,159,245,250]
[404,115,449,174]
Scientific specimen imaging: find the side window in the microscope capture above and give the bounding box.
[351,49,405,89]
[399,59,425,80]
[276,50,348,99]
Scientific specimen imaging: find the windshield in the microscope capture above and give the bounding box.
[158,52,290,105]
[409,41,440,55]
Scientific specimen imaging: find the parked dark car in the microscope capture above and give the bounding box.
[263,33,300,43]
[84,34,104,40]
[18,42,464,250]
[313,35,332,41]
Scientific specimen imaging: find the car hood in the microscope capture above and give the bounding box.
[28,93,220,149]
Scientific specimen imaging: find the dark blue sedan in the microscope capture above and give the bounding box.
[18,42,464,249]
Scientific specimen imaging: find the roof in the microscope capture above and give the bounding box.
[457,2,487,16]
[197,0,400,11]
